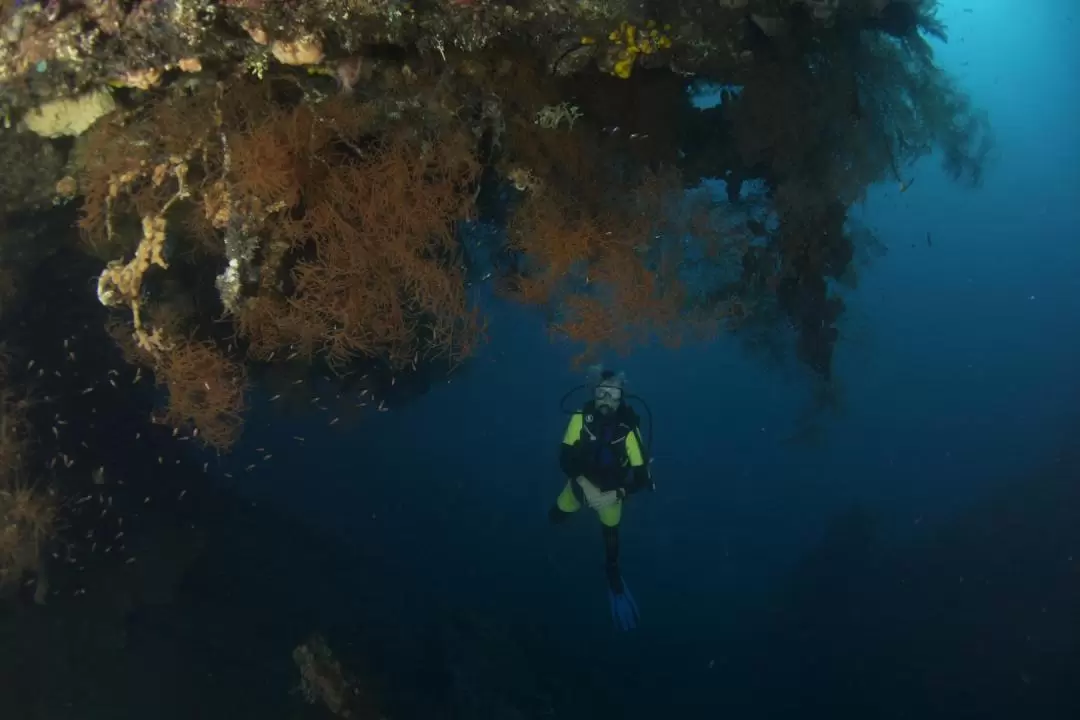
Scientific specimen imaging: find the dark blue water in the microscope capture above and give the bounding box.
[4,2,1079,719]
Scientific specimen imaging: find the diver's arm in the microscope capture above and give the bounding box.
[620,428,654,497]
[559,442,584,479]
[620,464,652,497]
[559,413,586,479]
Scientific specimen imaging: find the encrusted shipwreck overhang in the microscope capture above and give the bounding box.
[0,0,903,115]
[0,0,880,227]
[0,0,976,393]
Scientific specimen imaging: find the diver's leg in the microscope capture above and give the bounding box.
[599,502,639,629]
[602,524,619,564]
[549,480,581,524]
[600,506,623,592]
[548,505,570,524]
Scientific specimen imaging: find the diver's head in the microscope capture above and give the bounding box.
[593,370,625,416]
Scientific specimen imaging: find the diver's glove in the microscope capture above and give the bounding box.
[589,490,620,510]
[576,476,620,510]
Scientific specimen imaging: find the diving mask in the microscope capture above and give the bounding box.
[594,383,623,414]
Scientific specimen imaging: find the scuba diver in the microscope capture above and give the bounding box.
[549,368,654,631]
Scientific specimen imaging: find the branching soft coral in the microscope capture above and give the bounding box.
[0,364,55,592]
[155,336,247,451]
[76,89,218,256]
[0,480,56,591]
[227,107,307,210]
[236,112,483,371]
[505,160,702,362]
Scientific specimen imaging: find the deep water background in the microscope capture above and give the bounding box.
[207,2,1080,717]
[31,2,1074,718]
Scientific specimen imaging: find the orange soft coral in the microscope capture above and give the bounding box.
[236,112,482,371]
[0,480,56,590]
[155,337,247,451]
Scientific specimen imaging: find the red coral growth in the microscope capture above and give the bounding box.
[155,337,247,451]
[233,100,483,372]
[227,106,307,210]
[76,87,219,256]
[0,358,56,592]
[0,478,56,591]
[76,116,153,253]
[488,70,719,361]
[505,160,698,363]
